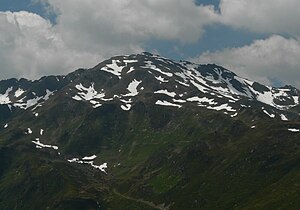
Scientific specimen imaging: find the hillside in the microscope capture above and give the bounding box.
[0,52,300,209]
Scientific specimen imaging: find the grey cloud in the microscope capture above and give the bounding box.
[0,0,219,79]
[1,0,300,83]
[49,0,218,45]
[219,0,300,36]
[0,11,105,80]
[195,35,300,88]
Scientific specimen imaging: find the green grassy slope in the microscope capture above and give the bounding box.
[0,100,300,209]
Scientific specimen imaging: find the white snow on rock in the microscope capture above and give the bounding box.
[124,59,138,63]
[68,158,79,163]
[293,96,299,104]
[93,162,108,173]
[288,128,300,132]
[89,100,98,105]
[19,96,42,109]
[121,104,131,111]
[101,60,124,79]
[280,114,288,121]
[176,80,190,87]
[123,79,142,97]
[72,83,106,108]
[13,89,55,110]
[68,157,108,173]
[40,129,44,136]
[142,61,173,77]
[120,99,132,103]
[247,86,300,110]
[154,89,176,97]
[43,89,54,100]
[127,67,135,74]
[190,80,208,94]
[93,104,102,108]
[14,88,25,98]
[82,155,97,160]
[254,89,274,107]
[230,113,238,118]
[0,87,13,104]
[206,104,236,112]
[186,97,216,105]
[173,99,186,103]
[72,95,82,101]
[7,104,12,111]
[32,138,58,150]
[263,109,275,118]
[155,76,168,83]
[74,83,105,101]
[155,100,182,108]
[27,128,33,134]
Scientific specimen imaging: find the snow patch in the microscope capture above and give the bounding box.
[68,157,107,173]
[101,60,124,79]
[154,89,176,97]
[206,104,236,112]
[280,114,288,121]
[186,96,216,105]
[0,87,13,104]
[124,59,138,63]
[155,100,182,108]
[14,88,25,98]
[172,99,186,103]
[121,104,131,111]
[72,83,105,108]
[127,67,135,74]
[288,128,300,132]
[82,155,97,160]
[123,79,142,97]
[263,109,275,118]
[27,128,32,134]
[40,129,44,136]
[32,138,58,150]
[142,61,173,77]
[230,113,238,118]
[155,76,168,83]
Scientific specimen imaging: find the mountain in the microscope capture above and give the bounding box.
[0,52,300,209]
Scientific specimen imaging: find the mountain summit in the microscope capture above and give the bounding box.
[0,53,300,209]
[1,52,299,120]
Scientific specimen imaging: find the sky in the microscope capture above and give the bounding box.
[0,0,299,88]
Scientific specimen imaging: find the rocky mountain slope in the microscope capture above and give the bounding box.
[0,52,300,209]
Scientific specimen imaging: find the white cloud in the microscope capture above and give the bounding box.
[1,0,300,85]
[0,1,218,79]
[0,11,103,79]
[48,0,218,44]
[196,35,300,88]
[219,0,300,36]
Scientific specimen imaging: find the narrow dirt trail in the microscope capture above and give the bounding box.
[112,189,168,210]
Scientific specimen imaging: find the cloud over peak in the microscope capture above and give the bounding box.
[219,0,300,36]
[0,11,105,79]
[197,35,300,88]
[0,0,299,88]
[0,0,219,79]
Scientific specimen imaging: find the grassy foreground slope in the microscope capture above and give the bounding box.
[0,100,299,209]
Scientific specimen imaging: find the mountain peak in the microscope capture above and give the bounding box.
[0,53,299,122]
[1,52,300,209]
